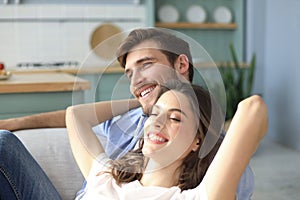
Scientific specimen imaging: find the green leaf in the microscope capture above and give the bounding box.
[220,43,256,120]
[229,43,239,68]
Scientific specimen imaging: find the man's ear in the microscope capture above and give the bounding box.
[174,54,190,75]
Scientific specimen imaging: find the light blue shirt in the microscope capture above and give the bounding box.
[78,107,254,199]
[92,107,146,159]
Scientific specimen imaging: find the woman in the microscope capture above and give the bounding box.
[66,81,268,199]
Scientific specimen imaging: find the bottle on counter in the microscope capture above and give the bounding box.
[0,62,6,75]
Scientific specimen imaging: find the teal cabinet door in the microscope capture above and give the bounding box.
[0,91,85,119]
[79,73,131,103]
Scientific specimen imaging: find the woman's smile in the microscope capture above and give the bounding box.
[147,132,169,144]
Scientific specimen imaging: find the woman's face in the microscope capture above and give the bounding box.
[143,90,199,165]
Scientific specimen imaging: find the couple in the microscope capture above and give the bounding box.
[0,28,268,199]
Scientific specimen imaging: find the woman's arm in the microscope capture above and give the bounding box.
[66,99,140,179]
[204,95,268,200]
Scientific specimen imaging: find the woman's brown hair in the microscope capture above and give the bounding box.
[109,81,224,191]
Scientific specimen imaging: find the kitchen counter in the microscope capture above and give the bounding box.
[0,72,90,119]
[0,72,90,94]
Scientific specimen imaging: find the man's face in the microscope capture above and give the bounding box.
[124,41,183,114]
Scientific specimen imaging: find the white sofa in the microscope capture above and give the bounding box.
[14,128,85,200]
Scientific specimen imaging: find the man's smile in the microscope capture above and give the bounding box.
[135,84,157,99]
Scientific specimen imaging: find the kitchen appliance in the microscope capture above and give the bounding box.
[16,61,80,69]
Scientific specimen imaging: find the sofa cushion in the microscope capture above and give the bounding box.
[14,128,84,200]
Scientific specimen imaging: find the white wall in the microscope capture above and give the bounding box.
[0,5,146,68]
[247,0,300,149]
[246,0,266,96]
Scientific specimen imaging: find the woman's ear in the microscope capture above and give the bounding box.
[174,54,190,76]
[191,138,200,152]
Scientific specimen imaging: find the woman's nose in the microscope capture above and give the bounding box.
[153,113,167,129]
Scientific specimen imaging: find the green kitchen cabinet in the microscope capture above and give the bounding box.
[78,72,131,103]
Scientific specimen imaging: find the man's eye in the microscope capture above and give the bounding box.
[142,62,153,68]
[126,72,132,80]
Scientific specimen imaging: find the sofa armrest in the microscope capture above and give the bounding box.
[14,128,84,200]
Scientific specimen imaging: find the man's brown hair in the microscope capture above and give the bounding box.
[116,28,194,82]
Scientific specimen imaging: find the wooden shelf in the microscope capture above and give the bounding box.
[155,22,237,30]
[193,61,249,69]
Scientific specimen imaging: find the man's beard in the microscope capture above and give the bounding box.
[141,84,169,116]
[142,104,151,115]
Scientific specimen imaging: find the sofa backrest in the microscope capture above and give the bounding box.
[15,128,84,200]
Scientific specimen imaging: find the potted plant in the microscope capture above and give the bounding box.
[219,44,256,130]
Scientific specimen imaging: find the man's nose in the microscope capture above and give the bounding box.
[131,69,146,88]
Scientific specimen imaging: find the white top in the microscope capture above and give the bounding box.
[79,153,208,200]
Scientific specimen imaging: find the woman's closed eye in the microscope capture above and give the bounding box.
[149,106,182,122]
[169,114,181,122]
[169,117,181,122]
[149,113,181,123]
[149,106,159,117]
[149,111,159,117]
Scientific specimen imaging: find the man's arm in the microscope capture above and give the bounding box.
[0,110,66,131]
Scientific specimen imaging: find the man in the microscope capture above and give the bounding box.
[0,28,254,199]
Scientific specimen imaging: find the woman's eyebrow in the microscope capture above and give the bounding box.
[168,108,187,117]
[152,105,187,117]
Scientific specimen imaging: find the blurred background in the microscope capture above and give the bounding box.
[0,0,299,199]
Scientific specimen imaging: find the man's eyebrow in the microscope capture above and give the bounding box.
[124,68,131,76]
[135,56,156,65]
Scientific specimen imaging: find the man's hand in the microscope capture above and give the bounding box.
[0,118,17,131]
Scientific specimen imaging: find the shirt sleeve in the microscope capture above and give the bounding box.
[236,165,254,199]
[88,153,112,178]
[92,108,145,159]
[181,180,208,199]
[198,178,241,200]
[76,153,112,200]
[199,181,208,199]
